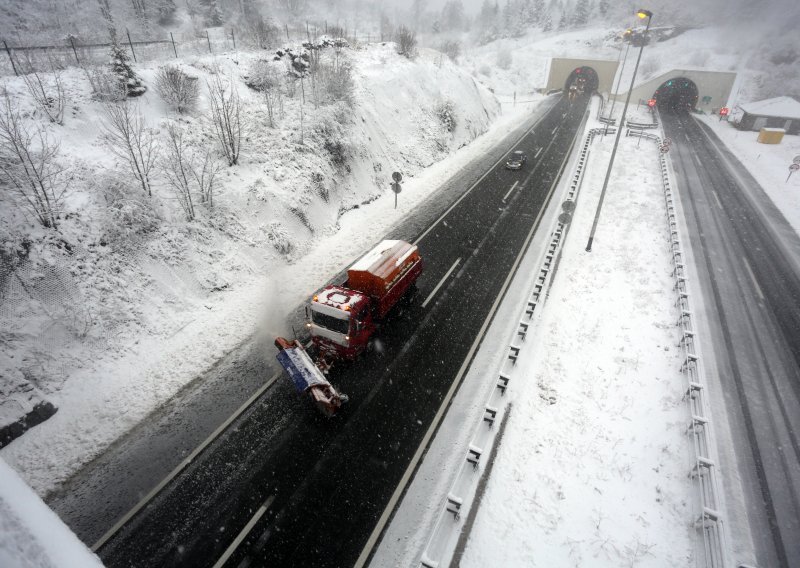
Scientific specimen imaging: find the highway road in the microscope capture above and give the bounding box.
[53,93,589,568]
[664,112,800,568]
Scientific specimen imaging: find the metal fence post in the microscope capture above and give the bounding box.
[69,37,80,65]
[285,24,290,41]
[126,28,137,62]
[3,40,18,76]
[206,29,212,53]
[170,31,178,58]
[231,28,236,50]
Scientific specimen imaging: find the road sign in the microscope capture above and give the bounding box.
[663,137,672,146]
[391,180,402,208]
[391,181,402,193]
[392,171,402,182]
[558,212,572,225]
[659,144,670,154]
[561,200,576,214]
[793,155,800,165]
[647,98,656,108]
[719,107,729,116]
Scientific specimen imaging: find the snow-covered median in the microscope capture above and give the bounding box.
[458,124,696,565]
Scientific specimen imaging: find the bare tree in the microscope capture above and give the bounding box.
[17,55,66,125]
[396,26,418,58]
[101,102,158,197]
[0,95,70,229]
[248,61,281,126]
[207,74,242,166]
[192,149,222,208]
[439,39,461,62]
[155,65,199,114]
[162,123,195,220]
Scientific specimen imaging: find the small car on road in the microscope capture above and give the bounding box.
[505,150,527,170]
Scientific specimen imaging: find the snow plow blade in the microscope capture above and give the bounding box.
[274,337,348,417]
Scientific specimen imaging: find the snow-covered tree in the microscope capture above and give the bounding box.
[109,41,146,97]
[441,0,467,32]
[541,11,553,31]
[558,11,569,29]
[572,0,591,26]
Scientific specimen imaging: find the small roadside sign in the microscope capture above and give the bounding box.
[793,155,800,165]
[659,144,670,154]
[558,212,572,225]
[392,171,402,182]
[647,98,656,108]
[391,180,402,208]
[562,200,576,214]
[788,163,800,183]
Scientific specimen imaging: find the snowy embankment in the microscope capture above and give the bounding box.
[373,103,697,566]
[0,42,518,495]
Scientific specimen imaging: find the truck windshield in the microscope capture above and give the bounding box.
[311,310,350,335]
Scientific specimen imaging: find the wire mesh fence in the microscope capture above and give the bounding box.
[1,24,382,77]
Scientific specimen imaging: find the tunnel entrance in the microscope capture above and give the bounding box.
[564,66,599,96]
[653,78,699,113]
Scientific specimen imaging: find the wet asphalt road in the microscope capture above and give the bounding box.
[664,112,800,568]
[83,94,590,568]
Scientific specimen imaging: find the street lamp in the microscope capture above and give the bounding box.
[586,8,653,252]
[604,29,633,136]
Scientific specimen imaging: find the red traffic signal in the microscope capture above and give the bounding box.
[719,107,729,116]
[647,99,656,107]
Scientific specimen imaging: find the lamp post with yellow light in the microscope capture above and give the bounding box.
[586,8,654,252]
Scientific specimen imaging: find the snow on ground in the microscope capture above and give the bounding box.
[696,115,800,236]
[458,121,697,566]
[0,41,549,496]
[0,458,103,568]
[372,101,697,567]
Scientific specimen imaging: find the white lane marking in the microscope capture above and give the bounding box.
[354,112,581,568]
[91,372,282,552]
[422,258,462,308]
[534,147,543,159]
[711,190,723,210]
[551,126,559,135]
[413,104,556,246]
[742,256,765,301]
[211,495,275,568]
[502,181,520,202]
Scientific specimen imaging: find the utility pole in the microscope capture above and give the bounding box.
[586,9,653,253]
[605,31,631,136]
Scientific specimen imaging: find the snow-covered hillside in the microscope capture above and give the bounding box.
[0,41,499,492]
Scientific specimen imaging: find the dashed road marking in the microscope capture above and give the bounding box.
[742,256,765,301]
[502,181,520,202]
[422,258,462,308]
[211,495,275,568]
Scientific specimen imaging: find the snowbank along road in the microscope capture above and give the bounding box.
[89,94,590,568]
[665,111,800,568]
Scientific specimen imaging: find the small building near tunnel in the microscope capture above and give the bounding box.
[735,96,800,135]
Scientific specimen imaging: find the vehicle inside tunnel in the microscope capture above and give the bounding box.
[564,66,599,96]
[653,77,699,113]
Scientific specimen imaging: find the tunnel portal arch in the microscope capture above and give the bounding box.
[653,77,699,113]
[564,66,599,95]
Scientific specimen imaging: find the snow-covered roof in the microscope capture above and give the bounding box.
[740,96,800,119]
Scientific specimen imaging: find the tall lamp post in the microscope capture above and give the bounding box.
[586,9,653,252]
[604,29,632,136]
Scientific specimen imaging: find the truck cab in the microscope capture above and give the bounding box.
[309,286,375,360]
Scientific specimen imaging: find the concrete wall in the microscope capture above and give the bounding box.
[545,57,620,94]
[612,69,737,112]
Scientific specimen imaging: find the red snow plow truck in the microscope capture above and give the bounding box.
[275,240,423,416]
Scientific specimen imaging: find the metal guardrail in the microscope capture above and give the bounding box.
[641,123,731,568]
[416,127,608,568]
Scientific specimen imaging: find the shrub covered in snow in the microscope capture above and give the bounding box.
[264,221,292,255]
[436,100,457,133]
[155,65,199,114]
[396,26,418,59]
